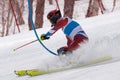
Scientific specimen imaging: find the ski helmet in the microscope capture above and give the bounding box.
[47,10,61,25]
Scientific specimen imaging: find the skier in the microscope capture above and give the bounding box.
[40,9,88,55]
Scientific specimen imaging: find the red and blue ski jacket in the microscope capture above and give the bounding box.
[45,17,88,51]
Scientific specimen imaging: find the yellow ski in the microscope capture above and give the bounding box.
[15,56,112,77]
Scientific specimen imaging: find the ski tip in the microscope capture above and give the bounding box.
[14,70,19,76]
[14,70,27,76]
[14,70,16,74]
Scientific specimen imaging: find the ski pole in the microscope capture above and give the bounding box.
[13,39,38,51]
[55,0,60,10]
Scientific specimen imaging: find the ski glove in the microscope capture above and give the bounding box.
[40,34,50,40]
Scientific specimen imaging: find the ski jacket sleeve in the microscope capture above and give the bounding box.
[45,18,68,38]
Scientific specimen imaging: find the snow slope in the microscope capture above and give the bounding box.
[0,11,120,80]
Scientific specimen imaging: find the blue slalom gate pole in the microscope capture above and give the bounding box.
[28,0,57,56]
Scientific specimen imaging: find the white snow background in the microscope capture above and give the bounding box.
[0,0,120,80]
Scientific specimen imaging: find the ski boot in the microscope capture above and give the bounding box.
[57,48,72,56]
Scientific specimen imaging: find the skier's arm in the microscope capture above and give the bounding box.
[45,26,59,37]
[45,18,68,38]
[40,26,60,40]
